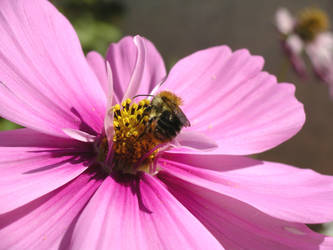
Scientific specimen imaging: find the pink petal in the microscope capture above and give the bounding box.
[0,172,102,249]
[0,0,106,137]
[172,131,218,151]
[62,128,96,143]
[306,32,333,84]
[283,35,307,77]
[106,35,166,101]
[122,35,146,100]
[160,46,305,155]
[159,168,333,249]
[286,35,304,55]
[0,128,89,213]
[104,62,115,143]
[158,155,333,224]
[68,175,223,250]
[86,51,108,96]
[275,8,295,34]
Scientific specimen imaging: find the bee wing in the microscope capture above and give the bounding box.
[163,98,191,127]
[175,107,191,127]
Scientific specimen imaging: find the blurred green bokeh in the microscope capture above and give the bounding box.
[0,119,21,131]
[74,16,122,54]
[54,0,124,54]
[0,0,125,131]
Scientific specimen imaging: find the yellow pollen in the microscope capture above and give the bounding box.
[295,7,329,41]
[111,98,161,174]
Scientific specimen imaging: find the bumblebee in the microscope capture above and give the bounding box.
[143,91,190,142]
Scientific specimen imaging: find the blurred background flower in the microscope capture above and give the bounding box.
[275,7,333,99]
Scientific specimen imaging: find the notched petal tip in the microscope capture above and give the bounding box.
[279,82,306,127]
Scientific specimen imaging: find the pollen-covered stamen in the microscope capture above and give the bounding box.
[111,98,161,174]
[295,7,329,41]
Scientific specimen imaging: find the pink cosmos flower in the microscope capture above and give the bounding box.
[275,7,333,99]
[1,0,333,249]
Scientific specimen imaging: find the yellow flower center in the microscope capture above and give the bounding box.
[295,7,329,41]
[111,98,162,174]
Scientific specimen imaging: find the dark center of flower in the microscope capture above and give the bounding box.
[295,7,329,42]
